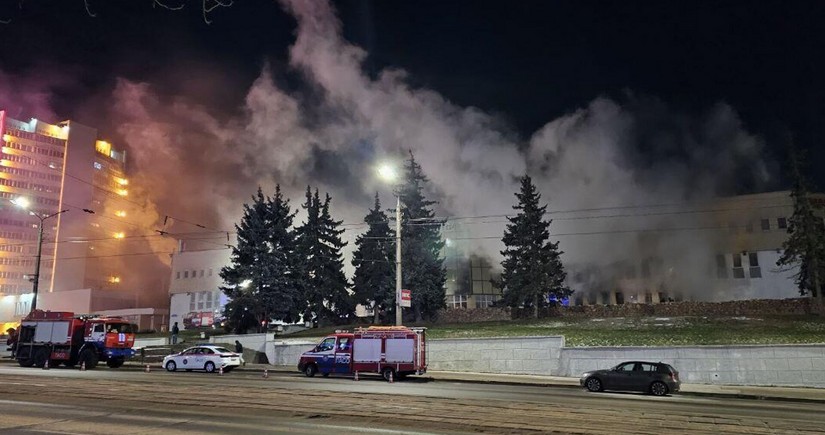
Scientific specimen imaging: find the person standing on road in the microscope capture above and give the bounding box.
[171,322,180,344]
[234,340,243,354]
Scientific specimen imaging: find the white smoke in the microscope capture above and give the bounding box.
[99,0,776,296]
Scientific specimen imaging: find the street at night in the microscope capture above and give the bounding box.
[0,366,823,434]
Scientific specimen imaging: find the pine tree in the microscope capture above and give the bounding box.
[497,175,571,318]
[777,149,825,302]
[295,187,353,325]
[399,152,446,321]
[352,193,395,323]
[220,186,299,332]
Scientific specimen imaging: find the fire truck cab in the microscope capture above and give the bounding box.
[14,310,136,369]
[298,326,427,381]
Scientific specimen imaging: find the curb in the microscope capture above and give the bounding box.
[42,360,825,405]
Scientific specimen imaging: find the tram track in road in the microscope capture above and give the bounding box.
[0,369,823,434]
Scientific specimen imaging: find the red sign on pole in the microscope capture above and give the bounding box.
[400,289,412,308]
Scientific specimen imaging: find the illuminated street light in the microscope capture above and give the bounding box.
[11,197,68,313]
[378,162,403,326]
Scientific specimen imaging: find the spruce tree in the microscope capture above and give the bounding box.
[317,192,353,323]
[295,187,353,325]
[777,149,825,301]
[352,193,395,323]
[220,186,299,332]
[497,175,571,318]
[399,152,446,321]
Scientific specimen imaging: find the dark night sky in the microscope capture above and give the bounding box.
[1,0,824,188]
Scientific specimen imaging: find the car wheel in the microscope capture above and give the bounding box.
[204,362,216,373]
[585,377,603,392]
[382,367,395,382]
[650,381,669,396]
[106,357,125,368]
[165,360,177,372]
[304,364,317,377]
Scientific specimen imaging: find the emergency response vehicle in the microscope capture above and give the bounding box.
[13,310,137,369]
[298,326,427,381]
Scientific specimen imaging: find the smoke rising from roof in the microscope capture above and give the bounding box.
[1,0,779,300]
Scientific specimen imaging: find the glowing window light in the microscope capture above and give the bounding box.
[109,276,121,284]
[116,189,128,197]
[95,140,111,157]
[113,232,125,239]
[115,177,129,186]
[2,134,11,142]
[115,210,127,217]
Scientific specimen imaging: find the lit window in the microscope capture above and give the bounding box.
[109,276,121,283]
[116,189,128,196]
[93,162,102,170]
[95,140,111,156]
[115,210,126,217]
[113,232,125,239]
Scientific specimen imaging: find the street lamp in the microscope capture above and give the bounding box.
[378,163,403,326]
[11,198,68,313]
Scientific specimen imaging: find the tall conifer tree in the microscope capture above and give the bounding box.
[352,193,395,323]
[295,187,352,325]
[497,175,570,318]
[399,152,446,321]
[220,186,299,332]
[777,149,825,301]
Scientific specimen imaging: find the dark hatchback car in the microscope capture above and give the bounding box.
[580,361,680,396]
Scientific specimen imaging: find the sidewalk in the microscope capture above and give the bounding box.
[225,363,825,403]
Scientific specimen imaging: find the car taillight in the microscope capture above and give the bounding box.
[220,354,236,358]
[671,372,679,381]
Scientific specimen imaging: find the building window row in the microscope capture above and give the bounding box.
[189,290,218,311]
[448,294,467,309]
[3,137,65,158]
[731,217,788,234]
[0,166,62,182]
[176,268,214,280]
[0,257,34,267]
[0,271,23,279]
[0,218,27,227]
[0,231,36,241]
[5,129,65,146]
[717,252,761,279]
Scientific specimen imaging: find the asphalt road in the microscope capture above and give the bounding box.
[0,365,823,434]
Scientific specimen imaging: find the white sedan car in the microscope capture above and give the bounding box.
[163,345,244,373]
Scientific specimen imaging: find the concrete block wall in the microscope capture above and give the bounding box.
[428,336,565,375]
[559,344,825,387]
[267,339,318,366]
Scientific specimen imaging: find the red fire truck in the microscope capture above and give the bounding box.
[298,326,427,381]
[13,310,137,369]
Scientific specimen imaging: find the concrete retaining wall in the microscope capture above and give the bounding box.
[428,336,565,375]
[134,337,168,348]
[559,344,825,387]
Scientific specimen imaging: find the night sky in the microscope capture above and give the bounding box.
[1,0,824,189]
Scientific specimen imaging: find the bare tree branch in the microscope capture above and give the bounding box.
[203,0,232,24]
[154,0,185,11]
[84,0,97,18]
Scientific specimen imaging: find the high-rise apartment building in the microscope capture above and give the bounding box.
[0,111,158,325]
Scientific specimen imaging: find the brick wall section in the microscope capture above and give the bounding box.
[436,298,824,323]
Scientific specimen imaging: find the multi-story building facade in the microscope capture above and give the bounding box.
[168,244,231,330]
[566,191,824,306]
[0,111,164,325]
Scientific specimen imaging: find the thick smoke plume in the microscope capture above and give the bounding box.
[1,0,778,301]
